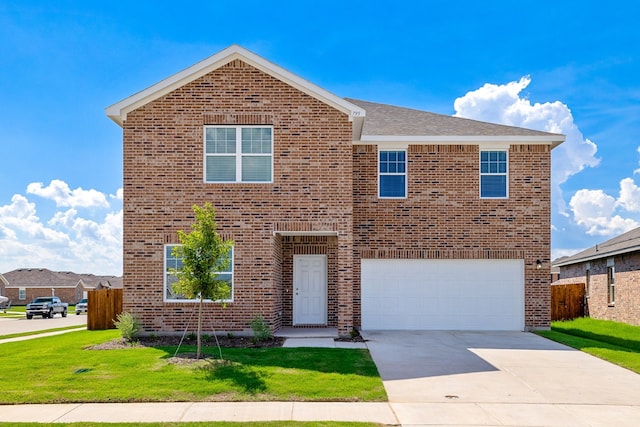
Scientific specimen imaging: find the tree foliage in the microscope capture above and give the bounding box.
[170,203,233,358]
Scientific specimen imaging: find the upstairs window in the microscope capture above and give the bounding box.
[379,150,407,198]
[205,126,272,183]
[164,244,234,302]
[480,150,508,198]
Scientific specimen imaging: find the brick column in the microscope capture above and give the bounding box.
[337,233,354,337]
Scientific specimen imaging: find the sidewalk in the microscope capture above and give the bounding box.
[0,401,398,424]
[0,326,85,344]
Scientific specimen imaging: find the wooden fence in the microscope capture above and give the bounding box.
[551,283,585,321]
[87,288,123,330]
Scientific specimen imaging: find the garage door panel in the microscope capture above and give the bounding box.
[361,259,524,331]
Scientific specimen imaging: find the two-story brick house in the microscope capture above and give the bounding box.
[106,45,564,336]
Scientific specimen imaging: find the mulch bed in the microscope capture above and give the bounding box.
[89,335,285,350]
[89,329,366,351]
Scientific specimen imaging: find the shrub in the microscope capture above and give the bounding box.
[251,315,273,342]
[114,312,141,342]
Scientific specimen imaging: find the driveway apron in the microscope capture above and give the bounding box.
[362,330,640,427]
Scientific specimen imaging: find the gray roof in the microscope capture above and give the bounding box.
[346,98,564,140]
[1,268,122,289]
[553,227,640,267]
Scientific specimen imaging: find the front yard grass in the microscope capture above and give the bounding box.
[536,318,640,374]
[0,305,25,318]
[0,330,386,404]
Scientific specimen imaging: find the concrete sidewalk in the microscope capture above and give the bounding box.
[0,402,398,424]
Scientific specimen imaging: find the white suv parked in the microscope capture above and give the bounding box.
[76,298,88,314]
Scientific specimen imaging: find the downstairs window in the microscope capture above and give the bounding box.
[164,244,234,302]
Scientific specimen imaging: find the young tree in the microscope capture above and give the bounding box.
[171,203,233,359]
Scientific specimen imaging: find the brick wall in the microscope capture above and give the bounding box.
[122,59,354,335]
[4,286,85,305]
[557,253,640,325]
[353,143,552,329]
[121,57,553,334]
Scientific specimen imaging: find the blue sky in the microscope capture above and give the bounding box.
[1,1,639,275]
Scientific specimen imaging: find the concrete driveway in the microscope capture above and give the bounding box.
[362,330,640,427]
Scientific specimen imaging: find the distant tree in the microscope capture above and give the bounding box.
[171,203,233,359]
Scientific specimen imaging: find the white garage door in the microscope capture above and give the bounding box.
[361,259,524,331]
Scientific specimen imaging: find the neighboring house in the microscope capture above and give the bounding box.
[0,269,123,305]
[106,45,564,336]
[553,227,640,326]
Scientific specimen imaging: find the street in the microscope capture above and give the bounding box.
[0,312,86,336]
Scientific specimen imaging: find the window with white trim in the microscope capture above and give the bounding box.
[480,150,508,198]
[205,126,272,183]
[19,288,26,300]
[607,265,615,305]
[379,150,407,198]
[164,244,234,302]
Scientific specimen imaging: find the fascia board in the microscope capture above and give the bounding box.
[356,134,565,148]
[106,45,365,126]
[554,246,640,267]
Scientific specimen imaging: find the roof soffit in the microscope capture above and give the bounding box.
[106,45,365,126]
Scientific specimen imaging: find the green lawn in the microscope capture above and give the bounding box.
[536,318,640,374]
[0,305,25,318]
[0,330,386,404]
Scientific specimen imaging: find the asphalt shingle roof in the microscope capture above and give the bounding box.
[553,227,640,267]
[1,268,122,288]
[346,98,563,138]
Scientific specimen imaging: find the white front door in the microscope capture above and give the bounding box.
[293,255,327,325]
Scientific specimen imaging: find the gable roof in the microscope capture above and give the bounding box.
[347,98,564,147]
[106,45,366,127]
[553,227,640,267]
[106,44,564,148]
[1,268,123,289]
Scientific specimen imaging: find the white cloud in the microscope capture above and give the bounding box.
[27,179,110,208]
[634,147,640,175]
[453,76,600,216]
[111,188,124,201]
[617,177,640,213]
[569,188,639,236]
[0,181,122,275]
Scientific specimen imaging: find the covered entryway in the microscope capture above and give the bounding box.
[293,255,328,325]
[361,259,524,330]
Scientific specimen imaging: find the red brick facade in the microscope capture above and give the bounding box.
[122,60,355,335]
[556,253,640,325]
[117,52,554,336]
[353,144,552,329]
[2,286,84,305]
